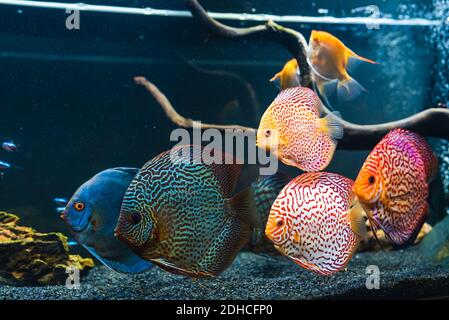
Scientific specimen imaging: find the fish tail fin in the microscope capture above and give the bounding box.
[337,76,366,101]
[270,72,282,90]
[349,50,378,64]
[320,111,344,141]
[229,187,260,228]
[348,199,368,241]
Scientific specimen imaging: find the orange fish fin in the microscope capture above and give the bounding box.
[270,72,282,90]
[348,50,378,64]
[320,111,344,141]
[347,200,368,241]
[228,187,260,228]
[337,76,366,101]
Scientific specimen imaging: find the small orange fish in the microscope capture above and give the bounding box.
[270,59,301,90]
[256,87,343,172]
[308,30,377,102]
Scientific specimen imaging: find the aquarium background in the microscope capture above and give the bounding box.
[0,0,444,235]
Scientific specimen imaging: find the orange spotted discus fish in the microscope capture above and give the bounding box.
[265,172,366,276]
[256,86,343,172]
[308,30,377,102]
[353,129,438,247]
[114,145,258,278]
[270,58,301,90]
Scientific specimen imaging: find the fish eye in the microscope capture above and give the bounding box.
[74,202,85,212]
[276,218,284,227]
[265,129,272,137]
[368,176,375,184]
[130,212,142,225]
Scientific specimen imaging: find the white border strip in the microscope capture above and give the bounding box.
[0,0,442,26]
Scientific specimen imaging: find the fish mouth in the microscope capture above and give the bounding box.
[60,209,90,233]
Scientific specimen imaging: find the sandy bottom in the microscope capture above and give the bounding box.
[1,248,448,300]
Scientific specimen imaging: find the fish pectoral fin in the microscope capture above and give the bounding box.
[337,77,366,101]
[320,111,344,141]
[82,245,153,274]
[229,187,260,228]
[347,200,368,241]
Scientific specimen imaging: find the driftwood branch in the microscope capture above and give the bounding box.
[135,77,449,150]
[134,77,256,133]
[137,0,449,150]
[184,0,312,87]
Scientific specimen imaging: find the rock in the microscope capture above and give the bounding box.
[420,214,449,265]
[0,212,94,286]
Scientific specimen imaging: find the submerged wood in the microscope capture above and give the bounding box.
[137,0,449,151]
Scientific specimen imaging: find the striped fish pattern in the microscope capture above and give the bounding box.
[265,172,359,276]
[246,173,291,254]
[115,145,254,278]
[256,86,343,172]
[353,129,438,246]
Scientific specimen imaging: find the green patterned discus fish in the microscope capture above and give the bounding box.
[246,173,291,254]
[115,145,258,278]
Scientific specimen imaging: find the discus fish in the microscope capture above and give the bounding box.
[265,172,366,276]
[115,145,258,278]
[1,141,18,152]
[53,197,68,206]
[353,129,438,246]
[256,86,343,172]
[247,172,291,254]
[308,30,377,101]
[0,161,11,170]
[270,59,301,90]
[61,168,153,274]
[55,206,65,214]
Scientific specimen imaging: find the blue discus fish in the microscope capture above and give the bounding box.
[61,167,153,274]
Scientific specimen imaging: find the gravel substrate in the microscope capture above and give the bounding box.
[1,248,448,300]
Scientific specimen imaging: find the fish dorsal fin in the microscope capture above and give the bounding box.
[111,167,140,176]
[229,187,260,228]
[270,73,282,90]
[348,200,368,241]
[207,155,243,198]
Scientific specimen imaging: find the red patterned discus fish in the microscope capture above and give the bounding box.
[353,129,438,246]
[256,87,343,172]
[265,172,366,276]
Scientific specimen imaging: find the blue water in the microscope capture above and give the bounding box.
[0,0,442,232]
